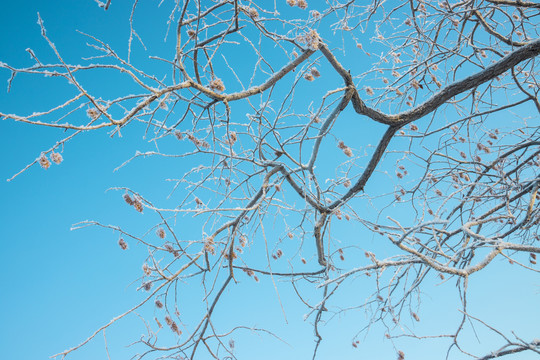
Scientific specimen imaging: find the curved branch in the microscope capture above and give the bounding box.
[473,10,526,47]
[322,38,540,126]
[485,0,540,8]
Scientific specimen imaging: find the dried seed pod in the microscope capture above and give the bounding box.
[228,131,237,145]
[51,152,63,164]
[164,244,174,252]
[304,73,314,81]
[248,7,259,19]
[209,78,225,92]
[133,199,144,213]
[156,227,166,239]
[123,193,134,205]
[343,147,353,157]
[142,263,152,276]
[297,0,308,9]
[39,154,50,170]
[86,108,99,120]
[310,67,321,78]
[118,238,128,250]
[142,281,152,291]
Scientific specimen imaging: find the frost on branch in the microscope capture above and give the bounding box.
[2,1,540,360]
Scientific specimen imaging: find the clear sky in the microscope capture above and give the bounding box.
[1,1,538,360]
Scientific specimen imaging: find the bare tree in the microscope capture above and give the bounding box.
[2,0,540,359]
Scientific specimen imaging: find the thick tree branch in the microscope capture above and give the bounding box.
[323,39,540,126]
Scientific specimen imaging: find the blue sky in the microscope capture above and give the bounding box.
[1,1,539,360]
